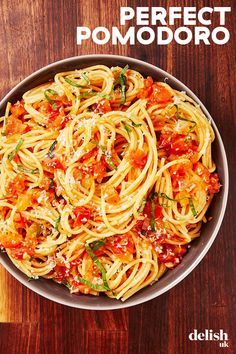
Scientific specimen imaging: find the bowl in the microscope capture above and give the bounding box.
[0,55,229,310]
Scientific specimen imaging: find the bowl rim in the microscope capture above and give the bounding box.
[0,54,229,310]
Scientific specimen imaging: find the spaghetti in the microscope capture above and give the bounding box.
[0,65,220,301]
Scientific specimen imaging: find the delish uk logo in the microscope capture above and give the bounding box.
[189,329,229,348]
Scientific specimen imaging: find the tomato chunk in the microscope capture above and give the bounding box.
[8,174,27,195]
[159,133,198,156]
[138,78,172,105]
[193,162,220,193]
[44,157,65,170]
[93,99,112,114]
[73,206,92,226]
[129,149,147,169]
[158,243,187,268]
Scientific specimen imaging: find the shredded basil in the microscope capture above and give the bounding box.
[132,122,142,127]
[44,89,58,109]
[81,72,90,84]
[90,239,106,251]
[85,244,110,290]
[55,216,61,231]
[105,156,117,170]
[119,65,129,104]
[153,191,198,217]
[28,277,37,282]
[8,139,24,161]
[62,280,71,290]
[174,104,197,140]
[91,140,106,153]
[64,77,86,88]
[121,122,132,133]
[78,276,107,291]
[47,140,57,158]
[189,199,198,217]
[150,196,156,232]
[17,165,38,174]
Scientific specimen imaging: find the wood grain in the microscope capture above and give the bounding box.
[0,0,235,353]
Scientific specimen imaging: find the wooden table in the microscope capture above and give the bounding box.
[0,1,235,353]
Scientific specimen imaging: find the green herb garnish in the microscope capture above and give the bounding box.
[55,216,61,231]
[64,77,86,88]
[90,239,106,251]
[44,89,58,109]
[62,280,71,290]
[47,140,57,158]
[174,104,197,140]
[8,139,24,161]
[91,140,106,153]
[17,165,38,174]
[119,65,129,104]
[150,194,156,232]
[77,276,107,291]
[121,122,132,133]
[81,72,90,84]
[132,122,142,127]
[85,243,110,290]
[106,156,117,170]
[189,199,198,217]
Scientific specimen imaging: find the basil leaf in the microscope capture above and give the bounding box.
[47,140,57,158]
[85,244,110,290]
[55,216,61,231]
[17,165,38,174]
[189,199,198,217]
[64,77,86,88]
[132,122,142,127]
[81,72,90,84]
[44,89,58,109]
[121,122,132,133]
[8,139,24,161]
[105,156,117,170]
[78,276,107,291]
[90,239,106,251]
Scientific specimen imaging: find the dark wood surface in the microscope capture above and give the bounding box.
[0,0,235,353]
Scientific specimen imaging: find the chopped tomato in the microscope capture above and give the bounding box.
[10,244,34,260]
[171,166,187,190]
[10,101,27,118]
[105,186,120,204]
[5,117,29,136]
[44,157,65,170]
[93,158,107,183]
[54,264,70,282]
[143,200,163,220]
[14,213,27,229]
[158,243,187,268]
[129,149,147,169]
[106,234,135,256]
[73,206,92,226]
[193,162,220,194]
[137,77,154,99]
[159,133,198,156]
[149,84,172,104]
[8,174,27,195]
[93,99,112,114]
[138,78,172,105]
[81,148,98,162]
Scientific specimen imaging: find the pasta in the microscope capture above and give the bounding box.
[0,65,220,301]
